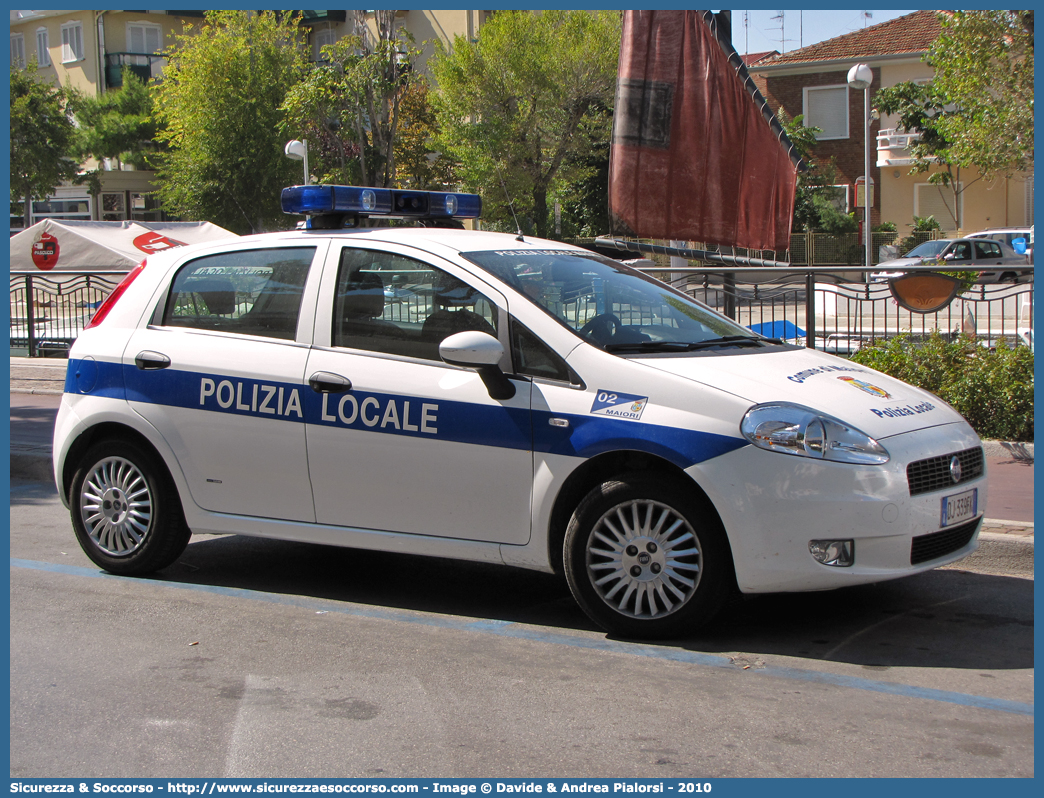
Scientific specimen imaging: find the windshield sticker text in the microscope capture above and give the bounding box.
[592,390,648,420]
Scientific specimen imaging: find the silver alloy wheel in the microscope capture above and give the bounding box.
[79,456,154,557]
[586,498,702,619]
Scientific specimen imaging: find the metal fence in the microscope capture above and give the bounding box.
[10,273,123,357]
[649,266,1033,354]
[10,264,1033,357]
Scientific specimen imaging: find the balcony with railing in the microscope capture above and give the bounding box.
[105,53,166,87]
[877,128,930,167]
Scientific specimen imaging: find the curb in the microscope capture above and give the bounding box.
[981,440,1034,460]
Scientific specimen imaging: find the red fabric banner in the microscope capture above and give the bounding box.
[609,10,798,252]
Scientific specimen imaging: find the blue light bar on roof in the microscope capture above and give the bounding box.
[281,184,482,220]
[281,185,393,216]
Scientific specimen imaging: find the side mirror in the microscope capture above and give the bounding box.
[439,330,516,400]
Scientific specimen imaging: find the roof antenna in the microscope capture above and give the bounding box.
[494,161,525,242]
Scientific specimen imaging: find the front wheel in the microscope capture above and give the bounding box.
[70,440,190,575]
[564,473,734,639]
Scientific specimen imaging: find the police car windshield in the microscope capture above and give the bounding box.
[462,249,756,349]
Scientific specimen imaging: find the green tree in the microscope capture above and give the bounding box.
[10,61,79,229]
[430,10,621,238]
[927,10,1034,181]
[68,67,162,194]
[154,11,307,234]
[779,111,852,233]
[393,80,455,190]
[281,12,421,188]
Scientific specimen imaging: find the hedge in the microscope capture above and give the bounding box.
[848,332,1034,442]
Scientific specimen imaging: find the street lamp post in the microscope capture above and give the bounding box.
[284,139,310,185]
[847,64,873,272]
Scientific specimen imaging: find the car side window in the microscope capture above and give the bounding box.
[950,242,971,260]
[974,241,1001,259]
[510,319,574,383]
[334,248,498,362]
[162,247,316,340]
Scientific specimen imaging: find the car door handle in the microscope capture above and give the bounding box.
[134,351,171,370]
[308,372,352,393]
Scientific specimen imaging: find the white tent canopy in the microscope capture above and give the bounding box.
[10,219,238,273]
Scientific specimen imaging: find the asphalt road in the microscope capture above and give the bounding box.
[9,477,1034,779]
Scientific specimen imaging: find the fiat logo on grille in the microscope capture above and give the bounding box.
[949,456,962,484]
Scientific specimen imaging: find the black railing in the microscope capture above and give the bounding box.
[10,273,122,357]
[9,268,1033,357]
[105,53,166,86]
[640,265,1033,354]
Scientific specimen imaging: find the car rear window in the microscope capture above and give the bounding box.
[162,247,316,340]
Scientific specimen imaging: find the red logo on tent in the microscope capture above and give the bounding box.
[133,231,186,253]
[31,232,60,271]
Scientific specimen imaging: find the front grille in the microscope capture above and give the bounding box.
[907,447,984,496]
[910,518,981,565]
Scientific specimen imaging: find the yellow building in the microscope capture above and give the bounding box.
[10,9,205,231]
[9,9,491,232]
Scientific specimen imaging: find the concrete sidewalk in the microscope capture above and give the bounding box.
[9,357,1033,544]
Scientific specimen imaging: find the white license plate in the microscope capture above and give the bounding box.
[940,488,978,527]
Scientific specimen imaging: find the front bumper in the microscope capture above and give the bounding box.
[689,421,986,593]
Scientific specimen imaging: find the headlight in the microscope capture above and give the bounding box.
[740,403,889,465]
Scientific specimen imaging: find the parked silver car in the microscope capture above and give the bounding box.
[872,237,1031,284]
[966,227,1033,264]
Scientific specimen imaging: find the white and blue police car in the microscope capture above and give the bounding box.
[53,185,987,638]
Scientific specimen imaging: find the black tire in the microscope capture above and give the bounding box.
[564,472,734,639]
[70,440,191,575]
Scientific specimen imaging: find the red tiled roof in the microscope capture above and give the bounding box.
[759,10,942,65]
[742,50,778,66]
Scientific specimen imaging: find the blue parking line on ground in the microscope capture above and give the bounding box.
[11,556,1034,718]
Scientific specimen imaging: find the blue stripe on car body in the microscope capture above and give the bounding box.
[64,358,747,468]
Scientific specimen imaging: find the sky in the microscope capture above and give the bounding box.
[732,9,917,55]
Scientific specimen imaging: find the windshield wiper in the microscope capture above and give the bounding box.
[604,335,782,353]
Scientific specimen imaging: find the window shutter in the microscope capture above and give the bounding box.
[128,25,144,53]
[36,29,49,67]
[11,35,25,67]
[805,86,848,139]
[145,25,161,54]
[915,183,962,231]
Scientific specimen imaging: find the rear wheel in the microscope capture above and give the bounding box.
[564,473,733,639]
[70,440,190,575]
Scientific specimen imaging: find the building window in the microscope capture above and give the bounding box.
[803,84,848,140]
[61,22,84,63]
[36,28,50,67]
[818,185,851,214]
[131,193,168,222]
[127,22,163,66]
[31,197,92,225]
[11,34,25,67]
[101,192,127,222]
[313,27,337,60]
[915,182,962,232]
